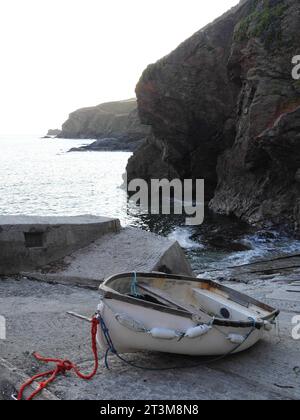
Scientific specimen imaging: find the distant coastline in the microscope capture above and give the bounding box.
[45,98,150,152]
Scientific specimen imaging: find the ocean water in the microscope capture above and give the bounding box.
[0,136,298,273]
[0,136,132,223]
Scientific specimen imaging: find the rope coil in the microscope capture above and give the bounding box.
[17,317,99,401]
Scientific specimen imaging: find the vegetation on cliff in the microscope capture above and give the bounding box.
[234,0,288,47]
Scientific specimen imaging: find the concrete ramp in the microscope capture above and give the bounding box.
[0,215,120,275]
[24,227,194,288]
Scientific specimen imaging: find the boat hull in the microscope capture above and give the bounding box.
[97,299,264,356]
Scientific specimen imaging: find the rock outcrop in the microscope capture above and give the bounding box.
[127,0,300,230]
[47,129,61,137]
[69,137,145,153]
[58,99,150,150]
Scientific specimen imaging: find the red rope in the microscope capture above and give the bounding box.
[17,317,99,401]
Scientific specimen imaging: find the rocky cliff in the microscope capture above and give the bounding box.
[127,0,300,230]
[58,99,150,149]
[47,129,61,137]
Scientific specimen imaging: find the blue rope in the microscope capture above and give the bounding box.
[98,316,117,370]
[249,317,256,328]
[130,272,139,298]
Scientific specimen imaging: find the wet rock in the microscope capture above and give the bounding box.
[69,137,145,153]
[207,237,253,252]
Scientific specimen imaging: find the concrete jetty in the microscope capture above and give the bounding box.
[0,215,121,276]
[0,215,193,282]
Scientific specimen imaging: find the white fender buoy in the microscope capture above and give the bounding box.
[227,334,246,345]
[185,325,212,339]
[150,328,179,340]
[115,313,147,333]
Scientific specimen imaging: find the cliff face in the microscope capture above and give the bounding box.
[58,99,150,144]
[127,0,300,229]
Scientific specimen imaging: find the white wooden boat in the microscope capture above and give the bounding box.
[97,272,279,357]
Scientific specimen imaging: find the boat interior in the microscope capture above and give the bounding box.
[102,273,274,323]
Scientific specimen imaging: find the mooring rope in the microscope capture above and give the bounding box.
[17,317,100,401]
[16,307,257,400]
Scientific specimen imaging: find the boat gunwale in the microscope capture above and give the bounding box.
[100,272,280,329]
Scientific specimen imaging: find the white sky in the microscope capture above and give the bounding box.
[0,0,239,135]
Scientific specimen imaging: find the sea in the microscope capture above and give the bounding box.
[0,135,298,274]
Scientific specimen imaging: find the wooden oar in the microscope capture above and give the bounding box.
[138,283,212,323]
[67,311,92,323]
